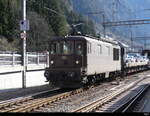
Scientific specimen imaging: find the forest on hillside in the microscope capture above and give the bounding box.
[0,0,96,52]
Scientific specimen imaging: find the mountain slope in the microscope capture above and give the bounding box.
[69,0,150,49]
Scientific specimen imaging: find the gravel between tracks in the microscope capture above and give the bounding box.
[37,71,150,112]
[0,71,150,112]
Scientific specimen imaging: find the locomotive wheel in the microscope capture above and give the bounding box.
[82,76,88,84]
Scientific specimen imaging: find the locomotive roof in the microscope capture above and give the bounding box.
[52,35,119,45]
[52,36,86,41]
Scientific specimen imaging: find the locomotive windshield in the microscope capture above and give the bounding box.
[50,41,74,55]
[50,40,83,55]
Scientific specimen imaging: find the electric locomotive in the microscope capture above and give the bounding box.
[44,35,124,88]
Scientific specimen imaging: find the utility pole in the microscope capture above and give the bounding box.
[112,0,116,21]
[144,38,147,50]
[102,13,106,37]
[134,36,150,50]
[130,25,133,51]
[22,0,27,88]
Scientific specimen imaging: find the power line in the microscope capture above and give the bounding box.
[103,18,150,27]
[44,7,66,17]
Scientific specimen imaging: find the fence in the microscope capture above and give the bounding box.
[0,51,49,67]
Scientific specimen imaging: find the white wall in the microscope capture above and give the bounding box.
[0,71,48,90]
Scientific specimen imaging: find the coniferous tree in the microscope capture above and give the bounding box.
[0,0,96,51]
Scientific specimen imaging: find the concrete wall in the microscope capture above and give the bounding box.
[0,64,48,74]
[0,70,49,90]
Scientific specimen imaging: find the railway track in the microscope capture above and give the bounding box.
[0,71,149,112]
[71,77,148,112]
[0,86,92,112]
[112,84,150,112]
[0,88,63,112]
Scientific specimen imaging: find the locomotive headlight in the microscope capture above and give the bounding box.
[75,60,79,64]
[50,60,54,64]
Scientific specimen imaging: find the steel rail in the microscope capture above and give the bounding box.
[0,87,87,112]
[0,88,60,112]
[10,88,87,112]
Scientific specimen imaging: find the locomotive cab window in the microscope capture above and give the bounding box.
[75,42,83,55]
[50,41,74,55]
[50,43,57,54]
[62,41,73,55]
